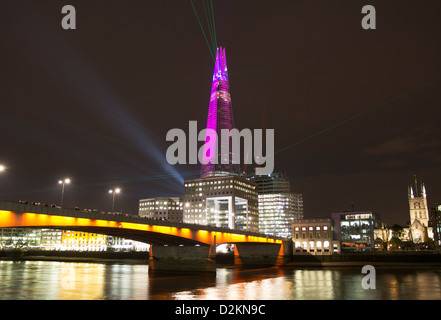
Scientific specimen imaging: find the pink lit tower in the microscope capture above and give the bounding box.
[201,46,240,177]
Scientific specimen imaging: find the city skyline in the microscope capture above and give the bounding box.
[1,1,441,227]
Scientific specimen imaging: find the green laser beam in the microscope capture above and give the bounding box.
[274,75,441,156]
[202,0,216,53]
[210,0,217,50]
[190,0,215,61]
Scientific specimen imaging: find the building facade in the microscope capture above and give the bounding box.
[0,228,149,252]
[292,218,340,254]
[248,173,303,238]
[431,204,441,249]
[331,211,382,252]
[61,230,107,251]
[138,197,183,222]
[0,228,42,249]
[183,175,259,232]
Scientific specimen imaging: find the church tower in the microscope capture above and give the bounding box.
[408,175,429,227]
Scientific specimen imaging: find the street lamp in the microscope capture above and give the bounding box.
[0,165,5,172]
[58,178,71,208]
[109,188,121,213]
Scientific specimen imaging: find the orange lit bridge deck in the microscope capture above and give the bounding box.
[0,200,286,247]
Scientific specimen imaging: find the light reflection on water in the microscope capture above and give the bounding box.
[0,260,440,300]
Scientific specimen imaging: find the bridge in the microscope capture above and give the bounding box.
[0,201,292,273]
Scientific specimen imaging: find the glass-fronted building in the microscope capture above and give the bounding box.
[248,173,303,238]
[183,175,259,232]
[331,211,382,252]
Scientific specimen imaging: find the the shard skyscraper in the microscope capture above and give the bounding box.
[200,46,240,177]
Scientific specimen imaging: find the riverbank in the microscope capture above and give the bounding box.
[283,261,441,269]
[284,251,441,269]
[0,249,150,264]
[2,250,441,268]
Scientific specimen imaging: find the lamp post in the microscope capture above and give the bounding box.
[109,188,121,213]
[58,178,71,208]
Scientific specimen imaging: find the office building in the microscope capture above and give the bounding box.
[331,211,382,252]
[248,173,303,238]
[292,218,340,254]
[138,197,183,222]
[183,175,259,232]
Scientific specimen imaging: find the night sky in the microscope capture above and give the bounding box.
[1,1,440,226]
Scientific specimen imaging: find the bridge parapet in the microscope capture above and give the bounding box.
[0,200,287,243]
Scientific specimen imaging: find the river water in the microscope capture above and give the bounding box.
[0,260,440,300]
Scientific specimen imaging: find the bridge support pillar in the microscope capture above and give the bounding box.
[234,242,291,267]
[149,245,216,274]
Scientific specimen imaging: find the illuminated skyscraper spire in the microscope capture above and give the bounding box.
[201,46,240,177]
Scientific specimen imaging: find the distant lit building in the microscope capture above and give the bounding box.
[106,236,150,252]
[331,211,382,252]
[138,197,183,222]
[248,173,303,238]
[183,175,259,232]
[41,229,62,249]
[292,218,339,254]
[0,228,41,249]
[0,227,149,252]
[61,230,107,251]
[407,176,433,243]
[431,204,441,249]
